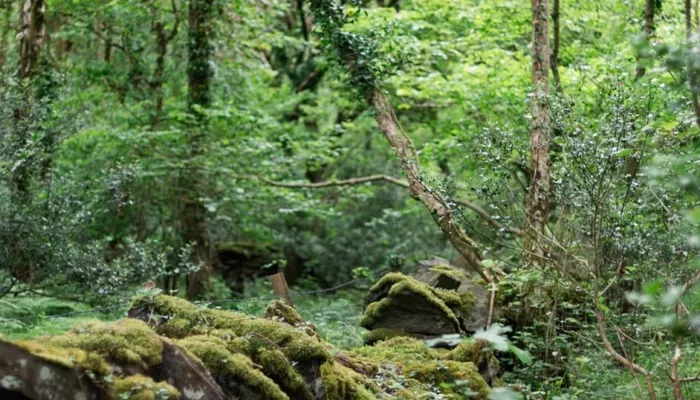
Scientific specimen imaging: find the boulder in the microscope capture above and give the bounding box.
[414,257,490,332]
[360,258,490,344]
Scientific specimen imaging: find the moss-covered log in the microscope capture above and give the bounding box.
[0,295,494,400]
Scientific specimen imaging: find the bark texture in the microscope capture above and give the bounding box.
[526,0,551,264]
[18,0,45,79]
[370,93,486,276]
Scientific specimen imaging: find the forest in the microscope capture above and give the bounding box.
[0,0,699,399]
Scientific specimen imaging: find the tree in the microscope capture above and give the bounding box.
[0,0,13,67]
[525,0,551,265]
[309,0,489,281]
[17,0,45,80]
[183,0,215,298]
[550,0,562,94]
[636,0,655,78]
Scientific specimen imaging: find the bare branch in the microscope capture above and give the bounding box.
[240,174,523,236]
[594,296,658,400]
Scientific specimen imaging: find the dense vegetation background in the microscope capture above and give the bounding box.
[0,0,698,398]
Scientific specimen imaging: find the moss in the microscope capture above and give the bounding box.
[256,348,312,400]
[351,337,436,365]
[448,339,489,364]
[9,339,110,376]
[351,337,490,399]
[321,363,376,400]
[361,279,460,331]
[47,319,163,369]
[178,335,289,400]
[403,360,489,399]
[263,300,305,326]
[361,274,470,332]
[111,375,180,400]
[263,300,318,338]
[428,265,466,281]
[363,328,413,345]
[132,295,330,363]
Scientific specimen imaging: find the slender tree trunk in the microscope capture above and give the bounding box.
[10,0,46,283]
[636,0,655,78]
[0,1,13,67]
[151,22,169,129]
[309,0,488,281]
[183,0,215,299]
[370,93,486,278]
[685,0,700,129]
[526,0,551,265]
[550,0,563,94]
[18,0,45,80]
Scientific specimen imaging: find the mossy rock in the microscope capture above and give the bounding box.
[403,360,489,398]
[360,273,469,336]
[415,257,489,332]
[178,335,289,400]
[1,296,495,400]
[129,295,330,363]
[46,319,164,370]
[351,337,491,399]
[129,295,331,399]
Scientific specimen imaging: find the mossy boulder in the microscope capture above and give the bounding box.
[415,257,490,332]
[360,273,477,338]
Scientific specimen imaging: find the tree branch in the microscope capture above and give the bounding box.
[240,173,523,236]
[594,296,658,400]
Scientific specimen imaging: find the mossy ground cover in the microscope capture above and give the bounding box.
[1,294,496,400]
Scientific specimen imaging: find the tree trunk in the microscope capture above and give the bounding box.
[685,0,700,129]
[0,1,13,67]
[526,0,551,265]
[550,0,563,94]
[308,0,489,280]
[636,0,655,78]
[18,0,45,80]
[369,92,486,278]
[184,0,215,299]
